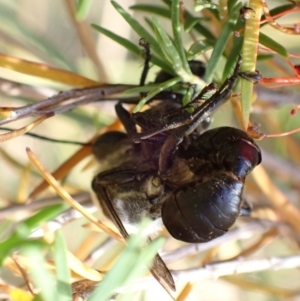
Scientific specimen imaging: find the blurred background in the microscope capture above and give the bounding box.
[0,1,300,300]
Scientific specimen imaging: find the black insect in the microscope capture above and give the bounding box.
[91,54,261,291]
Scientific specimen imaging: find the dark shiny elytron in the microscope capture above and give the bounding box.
[162,126,261,242]
[92,55,262,243]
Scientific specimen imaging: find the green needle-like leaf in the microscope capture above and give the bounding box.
[133,77,182,112]
[22,245,58,301]
[88,219,164,301]
[187,39,214,60]
[0,204,67,264]
[91,24,173,73]
[130,4,170,18]
[111,1,163,58]
[204,2,242,82]
[171,0,191,75]
[152,17,182,72]
[54,231,72,301]
[76,0,93,21]
[259,32,288,57]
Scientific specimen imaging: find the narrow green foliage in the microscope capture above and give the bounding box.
[0,204,67,264]
[182,86,196,113]
[91,24,140,54]
[204,2,242,82]
[111,1,163,58]
[22,245,58,301]
[161,0,215,39]
[184,16,207,32]
[257,54,274,61]
[152,17,182,73]
[259,33,288,57]
[133,77,182,112]
[187,39,214,60]
[171,0,191,75]
[130,4,170,18]
[76,0,93,21]
[222,37,243,81]
[91,24,172,73]
[194,0,219,12]
[54,231,72,301]
[88,219,165,301]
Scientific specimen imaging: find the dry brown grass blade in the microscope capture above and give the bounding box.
[74,232,102,261]
[66,251,103,281]
[27,144,93,201]
[26,147,124,243]
[0,116,48,142]
[17,163,32,203]
[252,164,300,233]
[28,118,123,201]
[175,282,194,301]
[0,53,99,87]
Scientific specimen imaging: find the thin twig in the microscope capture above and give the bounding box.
[11,254,35,295]
[162,221,277,264]
[0,84,133,126]
[120,254,300,293]
[73,254,300,298]
[0,192,90,219]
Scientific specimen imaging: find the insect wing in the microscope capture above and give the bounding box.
[98,185,176,295]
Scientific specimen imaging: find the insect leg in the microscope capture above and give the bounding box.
[115,102,137,136]
[240,198,253,216]
[158,56,243,173]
